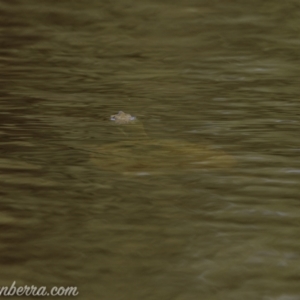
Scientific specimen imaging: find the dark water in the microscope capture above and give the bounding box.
[1,0,300,299]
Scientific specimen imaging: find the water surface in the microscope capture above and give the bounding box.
[1,0,300,299]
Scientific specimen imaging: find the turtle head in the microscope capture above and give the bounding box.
[110,111,136,124]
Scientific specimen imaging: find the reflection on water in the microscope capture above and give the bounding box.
[1,0,300,299]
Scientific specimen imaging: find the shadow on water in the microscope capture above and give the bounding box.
[1,0,300,299]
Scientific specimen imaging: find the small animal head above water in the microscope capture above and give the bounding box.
[110,111,136,124]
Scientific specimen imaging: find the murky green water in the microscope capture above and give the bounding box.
[1,0,300,299]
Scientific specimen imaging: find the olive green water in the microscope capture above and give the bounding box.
[1,0,300,299]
